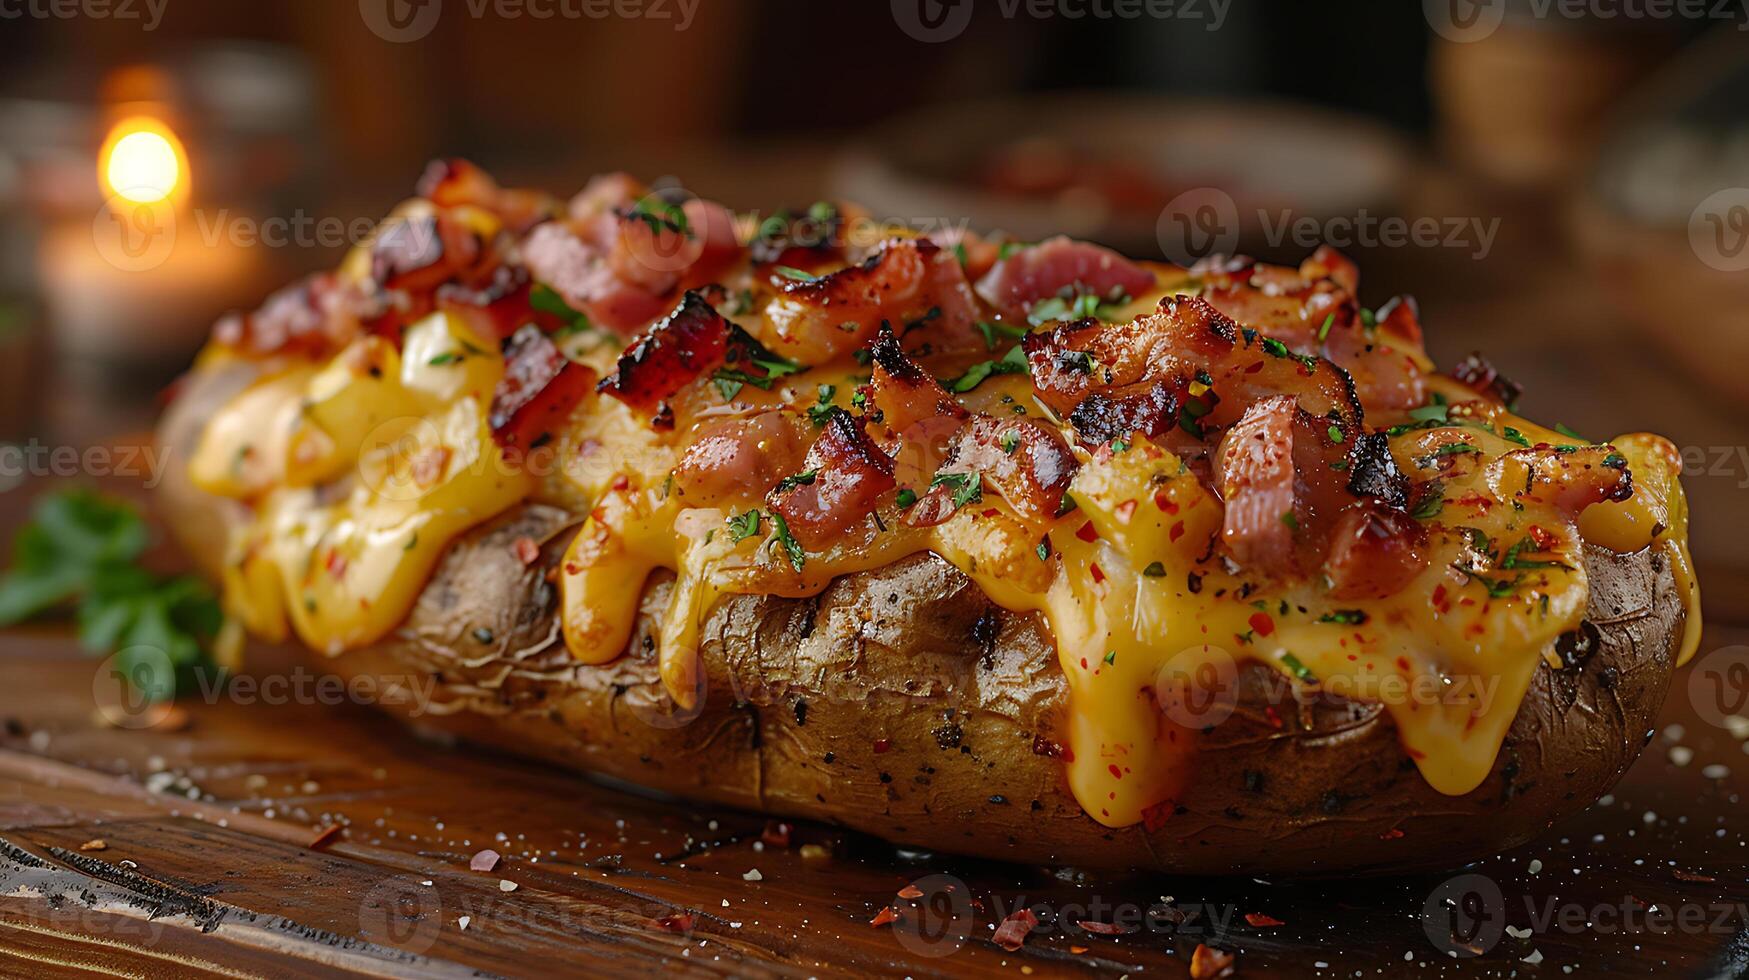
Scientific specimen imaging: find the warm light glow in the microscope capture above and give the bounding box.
[99,117,187,205]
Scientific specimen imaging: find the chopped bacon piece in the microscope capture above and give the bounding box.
[1190,943,1236,979]
[1078,919,1130,936]
[436,264,542,341]
[975,235,1157,318]
[490,325,597,455]
[1026,295,1362,453]
[522,220,673,335]
[1344,432,1410,508]
[1216,396,1301,579]
[907,417,1076,529]
[763,238,981,364]
[1448,351,1524,407]
[1322,502,1429,600]
[370,211,497,298]
[992,908,1040,951]
[1300,244,1359,295]
[1245,913,1285,928]
[597,292,730,416]
[866,326,966,434]
[769,409,896,547]
[417,158,559,233]
[673,411,813,506]
[211,272,369,358]
[869,906,900,928]
[653,912,696,933]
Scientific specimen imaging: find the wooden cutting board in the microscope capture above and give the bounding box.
[0,615,1746,978]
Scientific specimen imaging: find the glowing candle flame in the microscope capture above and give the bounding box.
[99,117,187,206]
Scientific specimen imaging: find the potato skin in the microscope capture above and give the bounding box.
[156,370,1686,875]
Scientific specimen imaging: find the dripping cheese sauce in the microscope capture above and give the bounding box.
[185,203,1700,831]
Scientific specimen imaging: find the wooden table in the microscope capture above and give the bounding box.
[0,573,1746,976]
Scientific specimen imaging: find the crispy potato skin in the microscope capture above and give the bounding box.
[157,369,1684,875]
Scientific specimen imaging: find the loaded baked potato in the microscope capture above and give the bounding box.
[155,162,1700,874]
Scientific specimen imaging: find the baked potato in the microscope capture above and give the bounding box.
[154,162,1700,874]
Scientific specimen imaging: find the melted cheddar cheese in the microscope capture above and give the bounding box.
[187,198,1701,833]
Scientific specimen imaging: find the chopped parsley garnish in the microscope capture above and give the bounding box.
[1500,536,1567,571]
[1142,561,1167,577]
[1359,308,1377,328]
[1000,431,1021,455]
[774,265,819,282]
[427,351,463,366]
[1281,510,1300,531]
[627,197,693,239]
[1317,313,1335,343]
[946,345,1030,393]
[1318,610,1369,626]
[774,470,819,493]
[1430,442,1479,458]
[1036,540,1051,561]
[1453,565,1524,598]
[1327,424,1344,444]
[1502,426,1531,447]
[1411,479,1446,520]
[896,488,918,508]
[767,512,806,571]
[930,471,984,509]
[807,385,837,426]
[727,510,762,543]
[1103,650,1117,665]
[975,319,1030,350]
[1554,423,1590,443]
[1279,653,1316,682]
[529,284,597,336]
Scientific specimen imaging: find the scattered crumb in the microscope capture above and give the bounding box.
[499,879,518,892]
[78,839,106,852]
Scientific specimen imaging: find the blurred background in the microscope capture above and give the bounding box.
[0,0,1745,602]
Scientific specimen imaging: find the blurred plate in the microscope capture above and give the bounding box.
[831,92,1412,258]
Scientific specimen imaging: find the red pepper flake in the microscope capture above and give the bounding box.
[1071,945,1089,954]
[760,821,792,848]
[1247,612,1275,637]
[869,906,900,928]
[1169,520,1185,542]
[1115,499,1138,523]
[323,549,347,580]
[1107,764,1124,780]
[512,536,541,565]
[897,884,924,899]
[1090,563,1106,584]
[309,824,343,850]
[1155,493,1179,514]
[872,738,891,754]
[654,912,696,933]
[611,474,630,491]
[1075,520,1100,543]
[992,908,1039,951]
[1031,735,1074,762]
[470,848,501,872]
[1379,828,1405,840]
[1528,524,1558,550]
[1263,705,1284,729]
[1245,913,1284,928]
[1673,869,1716,883]
[1190,943,1236,978]
[1078,919,1130,935]
[1141,798,1175,833]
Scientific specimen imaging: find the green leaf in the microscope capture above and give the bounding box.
[727,510,762,543]
[945,345,1030,393]
[767,512,806,572]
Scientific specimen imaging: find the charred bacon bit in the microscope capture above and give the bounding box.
[211,272,367,358]
[673,411,813,506]
[1322,502,1429,600]
[417,158,559,233]
[1345,431,1410,508]
[866,325,967,433]
[1024,295,1363,446]
[1189,943,1236,979]
[1066,381,1183,446]
[490,325,597,455]
[1216,396,1301,579]
[768,409,896,547]
[975,235,1157,319]
[908,417,1077,528]
[763,238,981,364]
[1449,351,1524,407]
[992,908,1040,952]
[436,264,540,340]
[597,292,730,416]
[370,211,497,298]
[1505,445,1633,513]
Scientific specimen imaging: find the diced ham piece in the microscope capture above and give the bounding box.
[1322,503,1429,600]
[417,158,559,233]
[490,325,597,456]
[907,417,1076,529]
[1216,396,1302,579]
[768,409,896,547]
[975,235,1157,318]
[673,411,813,506]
